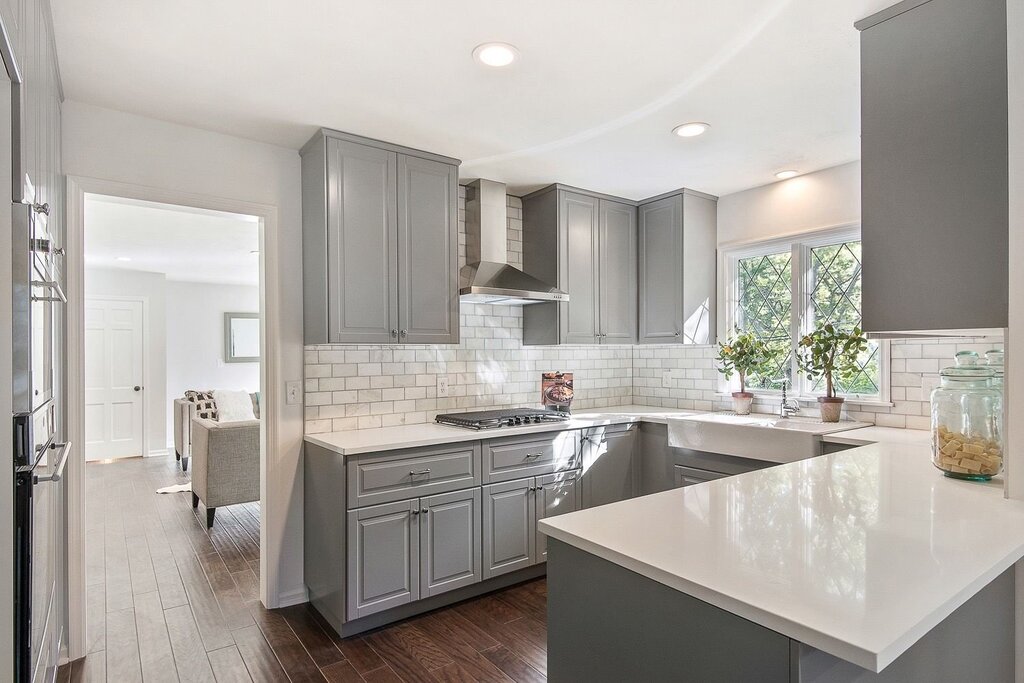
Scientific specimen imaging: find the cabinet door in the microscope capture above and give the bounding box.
[581,426,637,508]
[397,155,459,344]
[346,499,419,620]
[326,138,398,344]
[482,479,535,579]
[535,470,581,563]
[859,0,1007,331]
[638,196,683,343]
[599,200,637,343]
[673,465,727,488]
[419,489,481,598]
[682,195,716,345]
[559,191,600,344]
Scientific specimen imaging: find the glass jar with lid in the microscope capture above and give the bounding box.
[931,364,1002,480]
[985,349,1004,393]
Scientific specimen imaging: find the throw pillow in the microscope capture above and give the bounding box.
[184,390,218,420]
[213,389,257,422]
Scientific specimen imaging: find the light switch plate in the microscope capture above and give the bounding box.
[286,380,302,405]
[437,376,450,398]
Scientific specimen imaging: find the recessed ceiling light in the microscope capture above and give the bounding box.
[472,42,519,67]
[775,170,799,180]
[672,122,709,138]
[115,256,132,262]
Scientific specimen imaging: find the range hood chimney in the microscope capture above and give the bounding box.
[459,179,568,305]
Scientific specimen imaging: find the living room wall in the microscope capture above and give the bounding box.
[166,280,260,446]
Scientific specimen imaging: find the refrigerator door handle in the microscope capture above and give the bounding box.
[33,441,70,484]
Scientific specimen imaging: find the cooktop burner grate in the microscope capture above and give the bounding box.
[435,408,569,430]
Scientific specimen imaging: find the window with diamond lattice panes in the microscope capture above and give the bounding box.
[808,241,880,397]
[736,251,792,391]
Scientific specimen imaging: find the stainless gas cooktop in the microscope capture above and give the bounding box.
[435,408,569,430]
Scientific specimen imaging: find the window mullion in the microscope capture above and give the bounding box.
[790,242,807,396]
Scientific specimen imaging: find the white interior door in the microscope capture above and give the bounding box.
[84,298,145,460]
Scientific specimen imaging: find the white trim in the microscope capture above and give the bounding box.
[719,223,889,403]
[83,294,150,460]
[65,175,283,662]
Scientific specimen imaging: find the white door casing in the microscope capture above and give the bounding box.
[84,297,145,460]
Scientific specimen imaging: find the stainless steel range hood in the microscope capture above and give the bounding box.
[460,179,568,305]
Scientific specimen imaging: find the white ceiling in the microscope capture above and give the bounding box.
[84,195,260,286]
[52,0,877,198]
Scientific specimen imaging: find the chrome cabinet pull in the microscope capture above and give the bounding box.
[391,329,398,338]
[31,279,66,304]
[409,468,431,476]
[421,508,429,514]
[524,452,544,459]
[411,509,420,515]
[34,441,71,484]
[400,330,408,338]
[33,202,49,216]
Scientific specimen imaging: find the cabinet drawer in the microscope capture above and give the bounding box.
[347,443,481,508]
[483,431,579,483]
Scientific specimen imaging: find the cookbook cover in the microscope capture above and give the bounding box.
[541,372,573,411]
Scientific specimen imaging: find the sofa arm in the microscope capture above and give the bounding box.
[191,418,260,508]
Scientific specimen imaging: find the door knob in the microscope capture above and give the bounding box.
[133,386,142,392]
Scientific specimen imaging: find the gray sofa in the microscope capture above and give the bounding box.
[173,392,260,527]
[190,416,260,527]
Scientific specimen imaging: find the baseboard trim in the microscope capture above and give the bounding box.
[147,448,169,458]
[276,586,310,608]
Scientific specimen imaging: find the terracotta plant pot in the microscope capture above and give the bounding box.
[818,396,844,423]
[732,392,754,415]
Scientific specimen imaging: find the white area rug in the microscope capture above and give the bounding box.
[156,483,192,494]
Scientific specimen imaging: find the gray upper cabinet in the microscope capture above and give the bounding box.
[346,499,419,620]
[302,129,460,344]
[599,200,638,343]
[397,155,459,343]
[857,0,1008,332]
[638,191,717,344]
[522,186,637,345]
[419,489,480,598]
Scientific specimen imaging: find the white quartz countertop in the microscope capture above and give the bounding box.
[304,405,701,455]
[821,425,931,447]
[539,442,1022,672]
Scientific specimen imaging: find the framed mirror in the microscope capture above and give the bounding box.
[224,312,260,363]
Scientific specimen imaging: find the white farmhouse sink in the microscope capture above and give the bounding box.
[666,413,870,464]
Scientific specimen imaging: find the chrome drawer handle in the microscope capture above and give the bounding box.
[34,441,71,484]
[409,469,431,476]
[412,509,420,515]
[525,452,544,459]
[421,508,429,514]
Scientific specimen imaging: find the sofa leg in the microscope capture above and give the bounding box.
[206,507,216,528]
[181,456,189,472]
[192,492,199,509]
[175,450,181,462]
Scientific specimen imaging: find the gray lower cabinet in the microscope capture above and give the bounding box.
[302,128,460,344]
[638,191,717,344]
[580,424,638,508]
[347,489,481,619]
[347,499,419,620]
[482,479,536,579]
[673,465,727,488]
[419,488,481,597]
[535,470,582,562]
[483,469,583,578]
[522,186,637,345]
[857,0,1008,333]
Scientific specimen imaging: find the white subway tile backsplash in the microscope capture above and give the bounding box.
[302,190,1004,434]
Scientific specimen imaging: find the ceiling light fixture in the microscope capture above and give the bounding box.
[672,122,709,138]
[115,256,132,262]
[472,42,519,67]
[775,170,799,180]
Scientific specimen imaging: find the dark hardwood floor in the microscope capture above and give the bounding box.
[59,454,548,682]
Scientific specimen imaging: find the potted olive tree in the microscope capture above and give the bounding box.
[716,330,773,415]
[797,323,869,422]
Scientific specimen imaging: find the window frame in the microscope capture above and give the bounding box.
[719,224,891,405]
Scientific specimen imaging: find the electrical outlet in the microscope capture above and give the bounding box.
[286,380,302,405]
[436,376,450,398]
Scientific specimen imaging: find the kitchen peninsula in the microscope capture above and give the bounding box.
[539,440,1021,682]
